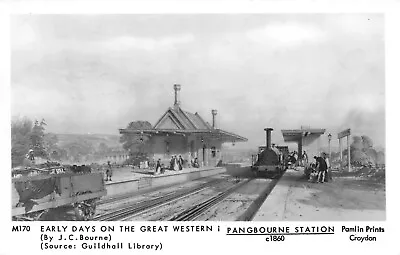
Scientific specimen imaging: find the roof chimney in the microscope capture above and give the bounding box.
[173,84,181,109]
[264,128,273,149]
[211,109,217,128]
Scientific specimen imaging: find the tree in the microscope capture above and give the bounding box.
[63,141,95,162]
[11,117,33,167]
[30,119,48,158]
[119,121,153,158]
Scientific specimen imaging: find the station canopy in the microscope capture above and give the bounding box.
[119,106,247,143]
[281,128,326,146]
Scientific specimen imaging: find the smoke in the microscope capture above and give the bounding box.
[339,107,385,148]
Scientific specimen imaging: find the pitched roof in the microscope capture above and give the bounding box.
[154,107,211,130]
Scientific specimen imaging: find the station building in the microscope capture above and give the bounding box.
[119,85,247,167]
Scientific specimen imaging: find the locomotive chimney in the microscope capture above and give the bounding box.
[211,109,217,128]
[173,84,181,109]
[264,128,273,149]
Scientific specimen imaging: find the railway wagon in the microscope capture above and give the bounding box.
[12,167,106,221]
[251,128,287,177]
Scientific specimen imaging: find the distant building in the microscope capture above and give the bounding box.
[102,150,130,164]
[119,85,247,167]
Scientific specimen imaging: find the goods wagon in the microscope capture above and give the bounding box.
[12,165,106,221]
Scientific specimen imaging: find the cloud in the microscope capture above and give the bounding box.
[101,34,195,51]
[11,22,37,49]
[331,15,383,38]
[246,22,326,47]
[10,15,385,148]
[339,107,385,147]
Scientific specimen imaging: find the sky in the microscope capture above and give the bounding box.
[10,14,385,150]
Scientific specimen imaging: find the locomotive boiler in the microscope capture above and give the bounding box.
[251,128,287,177]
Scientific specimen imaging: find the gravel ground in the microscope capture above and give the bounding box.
[254,170,385,221]
[195,179,272,221]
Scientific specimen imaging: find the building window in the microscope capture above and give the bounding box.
[166,141,170,155]
[211,146,216,158]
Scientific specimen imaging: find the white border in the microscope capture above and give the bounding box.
[1,2,399,255]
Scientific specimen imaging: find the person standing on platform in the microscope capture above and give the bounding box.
[106,161,113,181]
[178,155,183,170]
[173,155,179,171]
[314,156,327,183]
[170,156,175,170]
[323,153,331,182]
[302,151,308,166]
[293,151,298,166]
[156,159,162,175]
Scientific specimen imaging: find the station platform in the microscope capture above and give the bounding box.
[253,168,386,221]
[103,166,226,197]
[103,166,224,184]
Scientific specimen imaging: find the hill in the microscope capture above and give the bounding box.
[55,133,123,149]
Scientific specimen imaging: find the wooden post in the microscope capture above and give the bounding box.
[347,135,351,172]
[337,128,351,172]
[297,138,302,160]
[328,134,332,160]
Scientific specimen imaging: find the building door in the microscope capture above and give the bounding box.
[190,141,195,155]
[202,144,206,167]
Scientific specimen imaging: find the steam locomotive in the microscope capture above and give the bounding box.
[251,128,288,177]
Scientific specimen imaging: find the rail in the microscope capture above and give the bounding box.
[168,179,252,221]
[93,177,229,221]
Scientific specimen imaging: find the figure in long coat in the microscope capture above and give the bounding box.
[156,159,162,174]
[173,156,179,171]
[178,155,183,170]
[170,156,175,170]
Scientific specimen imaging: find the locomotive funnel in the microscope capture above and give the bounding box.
[264,128,273,149]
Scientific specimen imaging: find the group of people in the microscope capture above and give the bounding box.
[288,150,308,167]
[153,155,201,175]
[309,153,331,183]
[169,155,184,171]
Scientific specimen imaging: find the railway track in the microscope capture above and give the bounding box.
[93,177,232,221]
[168,179,252,221]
